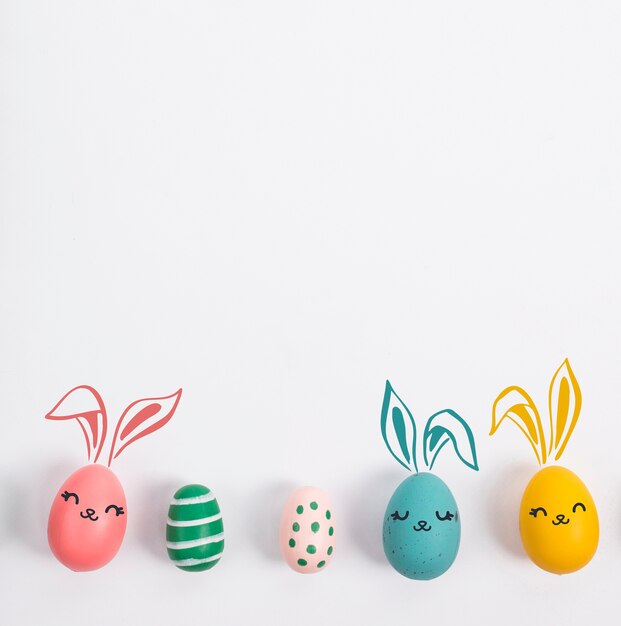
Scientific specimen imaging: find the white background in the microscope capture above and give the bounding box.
[1,2,620,625]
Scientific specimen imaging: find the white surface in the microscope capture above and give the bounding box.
[1,2,620,625]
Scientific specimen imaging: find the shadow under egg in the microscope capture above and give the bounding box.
[345,468,403,565]
[133,479,182,562]
[247,481,293,562]
[10,461,75,557]
[486,463,532,559]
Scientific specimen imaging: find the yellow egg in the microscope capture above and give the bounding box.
[519,465,598,574]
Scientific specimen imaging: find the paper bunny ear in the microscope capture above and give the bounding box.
[423,409,479,471]
[548,359,582,461]
[45,386,108,463]
[491,385,547,465]
[107,389,182,465]
[381,381,418,472]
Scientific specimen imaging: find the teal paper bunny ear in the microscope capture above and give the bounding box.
[381,381,418,472]
[423,409,479,471]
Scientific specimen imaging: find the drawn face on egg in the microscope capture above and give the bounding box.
[59,488,124,522]
[386,474,459,536]
[383,473,461,580]
[48,464,128,572]
[519,465,598,574]
[528,502,586,526]
[389,504,458,532]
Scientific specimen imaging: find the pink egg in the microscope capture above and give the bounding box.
[279,486,335,573]
[48,464,128,572]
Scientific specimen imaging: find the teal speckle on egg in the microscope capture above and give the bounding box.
[382,473,460,580]
[166,484,224,572]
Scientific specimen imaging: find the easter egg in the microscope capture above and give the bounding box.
[519,465,598,574]
[279,486,335,573]
[166,484,224,572]
[48,464,128,572]
[383,472,460,580]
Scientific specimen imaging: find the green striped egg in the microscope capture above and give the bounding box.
[166,484,224,572]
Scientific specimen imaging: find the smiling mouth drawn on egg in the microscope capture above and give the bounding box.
[413,522,431,532]
[79,509,99,521]
[552,517,570,526]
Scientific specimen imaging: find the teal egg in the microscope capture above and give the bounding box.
[382,473,460,580]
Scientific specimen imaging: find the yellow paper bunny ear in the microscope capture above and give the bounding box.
[491,385,547,465]
[548,359,582,461]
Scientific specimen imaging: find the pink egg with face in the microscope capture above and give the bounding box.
[48,464,127,571]
[279,486,335,573]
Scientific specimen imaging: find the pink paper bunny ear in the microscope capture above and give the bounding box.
[107,389,182,465]
[45,385,108,463]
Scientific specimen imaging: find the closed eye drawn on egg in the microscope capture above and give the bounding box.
[61,491,79,505]
[435,510,454,522]
[105,504,125,516]
[572,502,586,513]
[529,507,547,518]
[391,510,409,521]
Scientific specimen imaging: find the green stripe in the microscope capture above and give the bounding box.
[167,540,224,562]
[166,519,224,542]
[168,500,220,521]
[176,560,220,572]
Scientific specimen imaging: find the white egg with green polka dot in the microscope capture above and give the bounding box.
[279,486,335,573]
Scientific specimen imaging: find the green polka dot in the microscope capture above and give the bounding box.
[317,560,326,568]
[310,501,318,510]
[327,546,333,555]
[329,526,334,536]
[297,559,307,567]
[311,522,320,533]
[306,544,316,554]
[289,538,295,548]
[296,505,304,514]
[326,510,331,520]
[292,522,300,532]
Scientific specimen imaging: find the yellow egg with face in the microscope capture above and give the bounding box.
[519,465,598,574]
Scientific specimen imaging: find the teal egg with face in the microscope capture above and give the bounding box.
[382,472,460,580]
